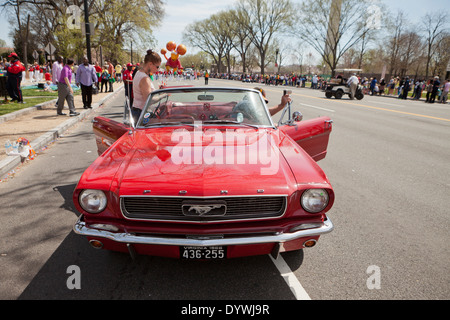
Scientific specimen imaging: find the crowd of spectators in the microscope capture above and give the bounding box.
[208,72,449,103]
[210,72,329,89]
[2,56,448,104]
[355,75,449,103]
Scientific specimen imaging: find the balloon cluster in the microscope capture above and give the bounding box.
[161,41,187,74]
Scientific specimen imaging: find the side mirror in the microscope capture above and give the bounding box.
[292,111,303,122]
[278,102,302,127]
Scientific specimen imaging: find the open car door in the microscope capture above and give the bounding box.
[279,116,332,161]
[92,116,130,155]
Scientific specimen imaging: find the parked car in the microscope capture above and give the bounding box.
[73,87,334,260]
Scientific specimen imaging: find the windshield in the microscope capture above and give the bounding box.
[137,88,273,127]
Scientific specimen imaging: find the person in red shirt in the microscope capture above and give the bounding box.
[94,61,102,83]
[6,52,26,103]
[44,71,52,82]
[122,63,134,107]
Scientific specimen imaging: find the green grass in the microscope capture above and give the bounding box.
[21,88,81,97]
[0,97,56,116]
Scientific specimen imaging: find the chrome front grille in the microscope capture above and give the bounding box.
[120,196,287,222]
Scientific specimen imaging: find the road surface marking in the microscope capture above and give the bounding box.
[336,100,450,122]
[269,254,311,300]
[300,103,335,112]
[373,101,406,108]
[209,80,450,123]
[291,92,450,123]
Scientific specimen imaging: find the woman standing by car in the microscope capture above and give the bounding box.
[131,49,161,123]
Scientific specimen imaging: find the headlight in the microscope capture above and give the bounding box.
[301,189,329,213]
[79,189,107,213]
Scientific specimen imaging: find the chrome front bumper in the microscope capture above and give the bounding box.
[73,215,334,247]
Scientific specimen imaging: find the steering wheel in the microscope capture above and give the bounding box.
[231,105,254,121]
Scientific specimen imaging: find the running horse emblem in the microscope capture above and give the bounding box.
[188,205,223,216]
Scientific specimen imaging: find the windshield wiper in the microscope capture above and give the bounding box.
[202,120,260,129]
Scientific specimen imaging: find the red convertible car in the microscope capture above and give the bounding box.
[73,87,334,260]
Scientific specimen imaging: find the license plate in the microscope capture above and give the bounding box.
[181,246,226,259]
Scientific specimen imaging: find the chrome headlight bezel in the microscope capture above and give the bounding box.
[301,189,329,213]
[79,189,107,214]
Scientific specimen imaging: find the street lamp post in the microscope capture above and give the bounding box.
[275,48,279,72]
[83,0,92,63]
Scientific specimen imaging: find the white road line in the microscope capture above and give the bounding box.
[420,103,450,110]
[269,254,311,300]
[299,103,335,113]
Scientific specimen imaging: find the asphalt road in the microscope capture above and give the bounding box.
[0,78,448,303]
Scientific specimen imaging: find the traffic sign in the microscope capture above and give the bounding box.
[32,50,39,60]
[45,43,56,55]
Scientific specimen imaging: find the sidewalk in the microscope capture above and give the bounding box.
[0,81,124,180]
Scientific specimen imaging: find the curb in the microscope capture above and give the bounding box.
[0,85,124,180]
[0,99,58,124]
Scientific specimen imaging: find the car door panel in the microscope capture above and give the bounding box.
[279,116,332,161]
[93,116,130,155]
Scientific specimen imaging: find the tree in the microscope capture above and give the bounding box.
[237,0,294,75]
[397,31,423,77]
[428,32,450,78]
[384,10,406,77]
[228,8,253,73]
[1,0,165,63]
[180,51,211,71]
[1,0,32,69]
[183,13,231,73]
[217,10,237,75]
[292,0,382,76]
[422,11,448,79]
[92,0,164,62]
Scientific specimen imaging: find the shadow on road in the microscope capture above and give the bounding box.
[18,181,305,300]
[18,232,305,299]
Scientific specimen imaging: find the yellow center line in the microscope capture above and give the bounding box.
[330,99,450,122]
[212,79,450,122]
[260,86,450,123]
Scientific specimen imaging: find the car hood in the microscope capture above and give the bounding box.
[77,126,330,197]
[104,126,328,197]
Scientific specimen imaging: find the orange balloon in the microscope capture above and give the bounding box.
[161,48,167,55]
[177,44,187,55]
[166,41,176,52]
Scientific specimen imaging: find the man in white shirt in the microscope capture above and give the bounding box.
[312,75,318,89]
[52,56,63,85]
[347,73,359,100]
[52,56,64,107]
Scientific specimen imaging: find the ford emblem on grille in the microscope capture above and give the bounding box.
[182,200,227,217]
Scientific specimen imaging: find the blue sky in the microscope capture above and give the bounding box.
[0,0,448,56]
